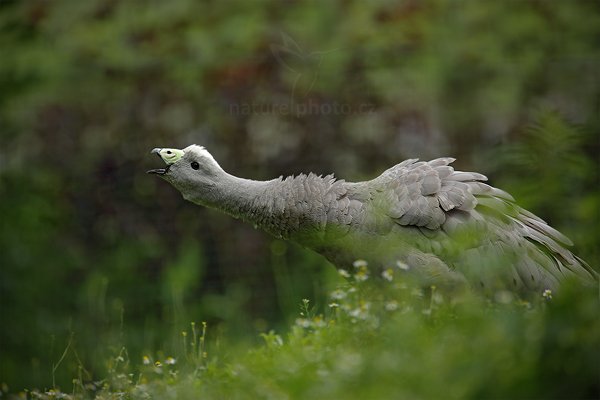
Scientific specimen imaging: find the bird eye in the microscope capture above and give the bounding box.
[166,150,172,154]
[191,161,200,170]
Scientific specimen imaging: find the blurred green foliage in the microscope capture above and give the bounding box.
[0,0,599,393]
[13,272,600,400]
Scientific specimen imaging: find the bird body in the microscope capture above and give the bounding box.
[149,145,597,295]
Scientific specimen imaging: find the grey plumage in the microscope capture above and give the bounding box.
[149,145,598,295]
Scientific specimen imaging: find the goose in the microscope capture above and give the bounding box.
[148,145,597,295]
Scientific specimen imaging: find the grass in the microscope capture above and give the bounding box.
[6,262,599,400]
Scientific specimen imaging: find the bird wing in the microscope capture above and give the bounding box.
[372,158,597,288]
[374,157,505,230]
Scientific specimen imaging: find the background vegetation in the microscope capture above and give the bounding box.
[1,0,598,397]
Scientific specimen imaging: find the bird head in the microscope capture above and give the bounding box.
[148,144,225,204]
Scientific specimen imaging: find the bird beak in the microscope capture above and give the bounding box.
[147,167,169,175]
[147,147,185,175]
[147,148,169,175]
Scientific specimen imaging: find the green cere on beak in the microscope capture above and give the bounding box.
[152,148,185,165]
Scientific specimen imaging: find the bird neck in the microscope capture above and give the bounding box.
[214,173,269,215]
[209,173,284,235]
[211,172,335,240]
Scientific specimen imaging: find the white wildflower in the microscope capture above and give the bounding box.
[396,260,410,270]
[353,259,368,269]
[312,316,326,328]
[165,357,176,365]
[348,301,371,320]
[338,269,351,278]
[385,300,399,311]
[295,318,311,328]
[354,265,369,281]
[382,268,394,282]
[542,289,552,300]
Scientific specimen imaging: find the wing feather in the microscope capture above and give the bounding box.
[370,157,597,290]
